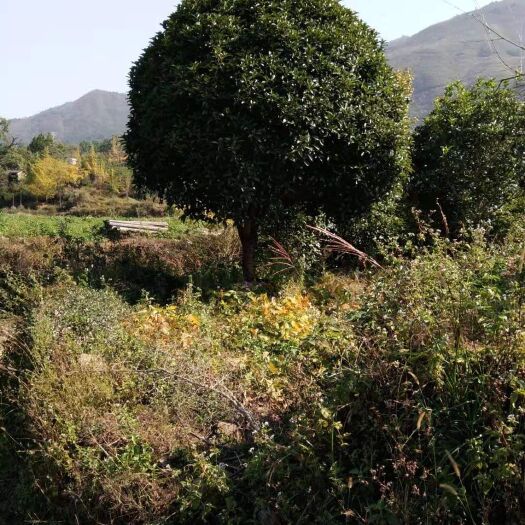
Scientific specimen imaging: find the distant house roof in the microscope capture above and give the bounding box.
[7,170,26,182]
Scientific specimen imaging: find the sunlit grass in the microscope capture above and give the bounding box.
[0,212,201,240]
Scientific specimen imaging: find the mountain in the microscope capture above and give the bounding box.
[9,90,129,144]
[387,0,525,119]
[9,0,525,140]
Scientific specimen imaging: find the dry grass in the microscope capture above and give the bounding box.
[308,224,383,268]
[15,279,354,523]
[0,237,61,276]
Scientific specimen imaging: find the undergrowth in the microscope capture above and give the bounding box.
[0,229,524,524]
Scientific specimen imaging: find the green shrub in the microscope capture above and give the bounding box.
[411,79,525,236]
[333,234,525,522]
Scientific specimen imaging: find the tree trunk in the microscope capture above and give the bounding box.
[237,218,258,283]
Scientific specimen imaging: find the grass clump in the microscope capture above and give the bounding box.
[59,186,168,217]
[15,280,353,523]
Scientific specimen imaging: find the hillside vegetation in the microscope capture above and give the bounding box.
[388,0,525,118]
[9,91,128,144]
[1,1,525,523]
[7,0,525,144]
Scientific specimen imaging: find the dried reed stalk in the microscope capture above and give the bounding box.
[307,225,383,269]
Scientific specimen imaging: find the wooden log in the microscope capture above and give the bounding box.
[105,220,169,233]
[109,226,168,233]
[110,227,165,233]
[107,220,168,228]
[107,221,167,228]
[108,225,168,232]
[107,222,166,227]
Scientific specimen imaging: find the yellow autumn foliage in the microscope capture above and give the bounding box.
[132,291,317,354]
[246,293,317,342]
[28,153,81,199]
[132,305,202,349]
[81,145,110,184]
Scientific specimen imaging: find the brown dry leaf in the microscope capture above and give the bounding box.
[417,410,426,430]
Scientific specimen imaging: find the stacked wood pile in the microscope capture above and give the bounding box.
[105,220,169,234]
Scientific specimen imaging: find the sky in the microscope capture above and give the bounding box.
[0,0,495,119]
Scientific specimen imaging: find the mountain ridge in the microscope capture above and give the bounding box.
[8,0,525,142]
[9,90,129,144]
[386,0,525,118]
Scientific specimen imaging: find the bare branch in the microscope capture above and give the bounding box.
[147,367,260,430]
[442,0,525,78]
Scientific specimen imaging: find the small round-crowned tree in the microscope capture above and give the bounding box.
[411,79,525,235]
[125,0,411,281]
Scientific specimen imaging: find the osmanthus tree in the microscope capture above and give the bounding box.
[125,0,412,281]
[411,79,525,235]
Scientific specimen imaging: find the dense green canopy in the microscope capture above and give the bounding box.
[411,79,525,235]
[125,0,411,279]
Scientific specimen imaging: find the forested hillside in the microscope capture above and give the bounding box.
[387,0,525,118]
[9,90,128,144]
[9,0,525,145]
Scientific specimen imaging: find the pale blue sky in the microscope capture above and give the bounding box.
[0,0,493,119]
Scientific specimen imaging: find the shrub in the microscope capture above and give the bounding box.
[259,211,329,283]
[334,234,525,522]
[0,237,63,313]
[411,79,525,236]
[18,280,353,523]
[69,228,241,302]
